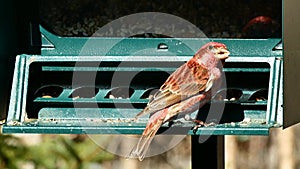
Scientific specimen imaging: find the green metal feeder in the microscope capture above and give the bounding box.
[3,26,284,135]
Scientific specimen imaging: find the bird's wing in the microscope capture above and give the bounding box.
[135,62,211,118]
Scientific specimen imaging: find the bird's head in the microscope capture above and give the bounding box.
[203,42,230,60]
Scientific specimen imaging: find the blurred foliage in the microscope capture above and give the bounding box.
[0,134,114,169]
[0,135,28,169]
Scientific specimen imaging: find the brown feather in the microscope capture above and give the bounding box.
[135,59,210,118]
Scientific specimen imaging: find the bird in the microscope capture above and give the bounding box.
[128,42,230,161]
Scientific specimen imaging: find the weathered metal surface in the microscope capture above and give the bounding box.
[3,47,282,134]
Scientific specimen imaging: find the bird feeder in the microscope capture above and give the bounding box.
[0,0,299,168]
[3,31,284,135]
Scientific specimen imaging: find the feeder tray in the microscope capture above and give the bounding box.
[2,27,283,135]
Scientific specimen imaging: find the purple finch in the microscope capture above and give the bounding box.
[128,42,230,161]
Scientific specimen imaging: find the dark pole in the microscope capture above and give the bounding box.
[191,135,224,169]
[0,0,41,120]
[0,1,17,121]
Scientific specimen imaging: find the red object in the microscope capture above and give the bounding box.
[243,16,278,38]
[128,42,230,161]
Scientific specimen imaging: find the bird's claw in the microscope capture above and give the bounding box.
[204,122,216,127]
[191,120,216,134]
[192,120,204,134]
[192,125,200,134]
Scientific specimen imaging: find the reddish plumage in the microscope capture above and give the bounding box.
[128,42,230,161]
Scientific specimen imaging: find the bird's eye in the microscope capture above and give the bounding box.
[208,45,214,50]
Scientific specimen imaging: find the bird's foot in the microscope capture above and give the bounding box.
[192,121,216,134]
[192,120,205,134]
[184,115,216,134]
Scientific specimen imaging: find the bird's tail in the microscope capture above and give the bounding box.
[127,124,160,161]
[128,109,167,161]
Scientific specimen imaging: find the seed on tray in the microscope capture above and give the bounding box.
[108,94,127,99]
[229,97,236,101]
[108,94,115,99]
[42,95,53,98]
[72,96,80,99]
[256,97,267,101]
[240,118,251,125]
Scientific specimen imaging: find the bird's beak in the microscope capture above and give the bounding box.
[216,48,230,60]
